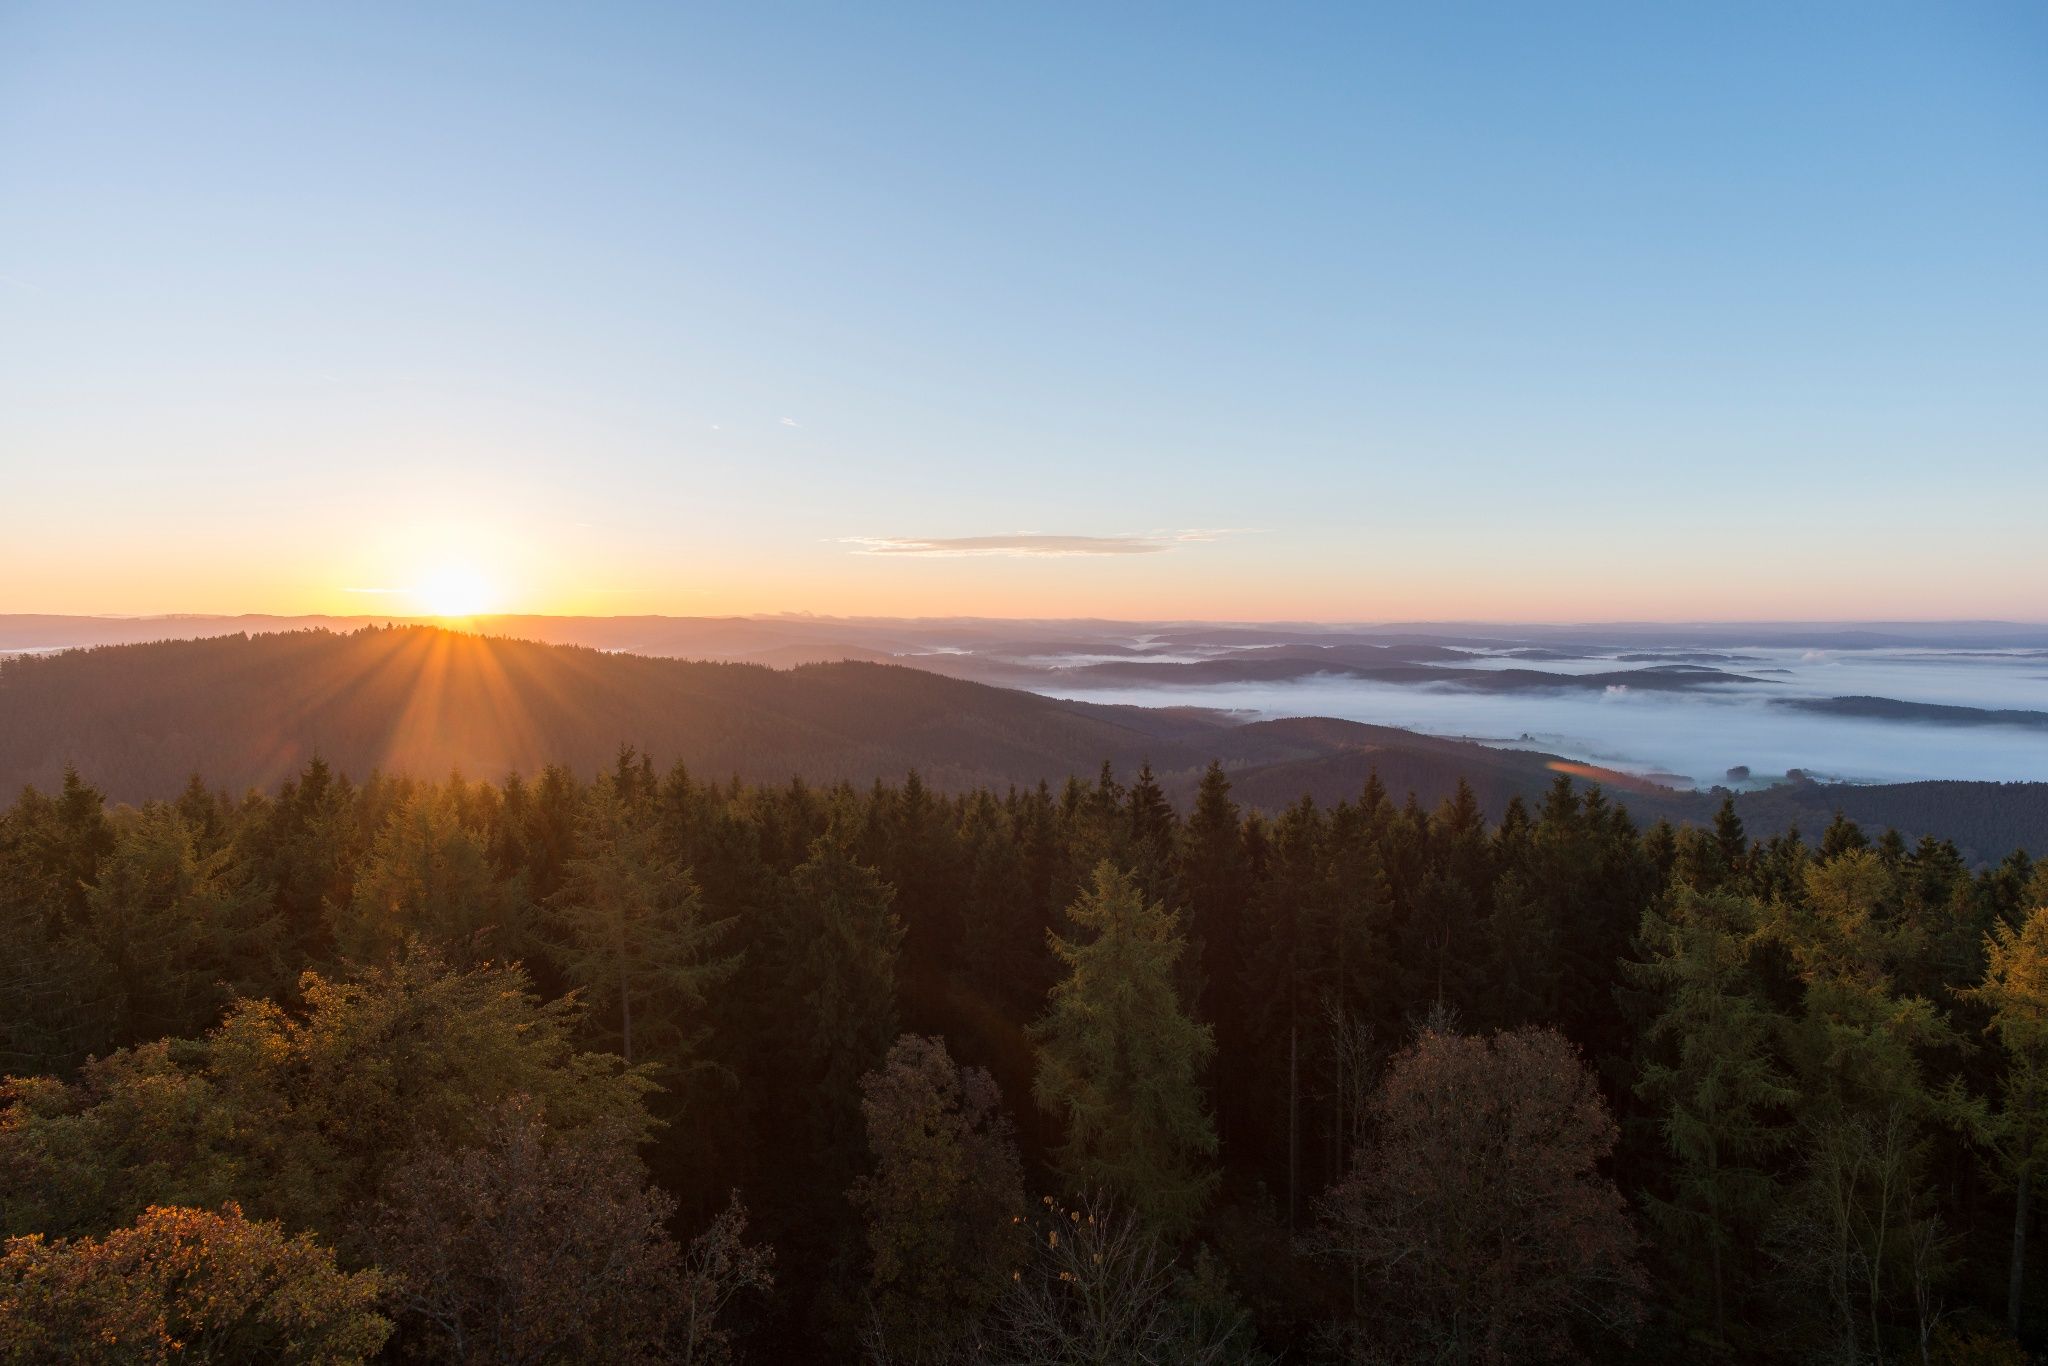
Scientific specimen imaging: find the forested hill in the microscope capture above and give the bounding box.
[2,626,2042,857]
[0,627,1598,806]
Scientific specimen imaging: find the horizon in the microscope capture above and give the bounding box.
[5,4,2045,620]
[10,609,2048,630]
[8,12,2048,1358]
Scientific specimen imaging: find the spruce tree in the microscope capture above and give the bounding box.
[1630,886,1795,1345]
[779,829,905,1160]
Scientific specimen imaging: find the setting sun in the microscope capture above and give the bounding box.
[414,564,497,618]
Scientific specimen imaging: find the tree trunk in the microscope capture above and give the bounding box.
[620,969,634,1067]
[1287,1013,1300,1233]
[2012,1161,2031,1336]
[1711,1233,1725,1346]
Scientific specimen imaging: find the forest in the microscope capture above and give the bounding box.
[6,627,2043,861]
[4,750,2047,1364]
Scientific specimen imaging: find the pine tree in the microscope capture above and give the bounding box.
[1032,862,1218,1235]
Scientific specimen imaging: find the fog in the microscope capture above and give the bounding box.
[1037,648,2048,787]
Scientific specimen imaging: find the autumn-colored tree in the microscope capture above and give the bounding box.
[675,1192,777,1366]
[1768,851,1950,1359]
[0,1202,388,1364]
[1955,903,2048,1333]
[850,1034,1027,1361]
[1311,1026,1644,1364]
[981,1195,1255,1366]
[1033,862,1218,1236]
[0,951,653,1247]
[371,1097,767,1364]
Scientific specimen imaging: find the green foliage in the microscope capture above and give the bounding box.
[84,803,280,1047]
[548,775,737,1075]
[850,1034,1026,1361]
[1033,862,1218,1235]
[775,829,905,1163]
[1764,850,1957,1360]
[3,754,2046,1360]
[332,787,531,967]
[1630,887,1796,1344]
[0,951,654,1248]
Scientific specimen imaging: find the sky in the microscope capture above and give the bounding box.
[2,2,2044,622]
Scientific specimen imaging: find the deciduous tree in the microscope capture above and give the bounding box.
[1310,1025,1644,1364]
[850,1034,1026,1361]
[0,1202,388,1364]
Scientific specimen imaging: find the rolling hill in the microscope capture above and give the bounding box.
[2,626,2042,860]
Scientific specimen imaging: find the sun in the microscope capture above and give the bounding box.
[414,563,497,618]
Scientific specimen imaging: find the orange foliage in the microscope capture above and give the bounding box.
[0,1202,388,1364]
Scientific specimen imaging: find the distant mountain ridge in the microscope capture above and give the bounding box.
[2,626,2043,862]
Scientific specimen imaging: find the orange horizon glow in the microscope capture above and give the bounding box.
[5,518,2045,626]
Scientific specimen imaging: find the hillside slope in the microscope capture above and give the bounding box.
[1,627,2041,858]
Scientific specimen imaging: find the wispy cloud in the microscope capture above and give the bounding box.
[780,416,800,427]
[838,529,1250,558]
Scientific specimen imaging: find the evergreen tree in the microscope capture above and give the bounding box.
[84,802,277,1048]
[1125,760,1178,904]
[1174,761,1249,1039]
[1032,862,1218,1235]
[777,830,905,1162]
[334,789,530,966]
[1630,886,1795,1345]
[549,777,737,1076]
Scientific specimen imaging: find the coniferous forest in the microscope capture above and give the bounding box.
[4,750,2046,1363]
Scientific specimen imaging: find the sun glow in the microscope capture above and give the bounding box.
[414,563,497,618]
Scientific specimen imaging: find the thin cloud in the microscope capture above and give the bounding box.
[839,530,1252,558]
[780,416,800,427]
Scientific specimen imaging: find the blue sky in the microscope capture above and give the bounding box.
[2,2,2043,619]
